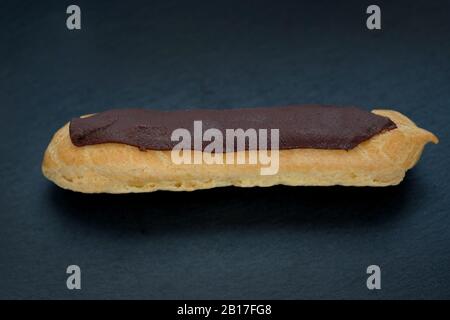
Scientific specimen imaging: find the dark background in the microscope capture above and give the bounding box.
[1,0,449,299]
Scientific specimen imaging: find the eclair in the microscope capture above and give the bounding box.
[42,105,438,193]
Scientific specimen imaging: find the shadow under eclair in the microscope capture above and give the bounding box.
[47,172,424,236]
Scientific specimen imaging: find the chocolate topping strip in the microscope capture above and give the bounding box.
[69,105,396,151]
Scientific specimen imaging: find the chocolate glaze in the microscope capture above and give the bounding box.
[69,105,396,151]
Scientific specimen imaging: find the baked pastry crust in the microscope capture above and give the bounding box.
[42,110,438,193]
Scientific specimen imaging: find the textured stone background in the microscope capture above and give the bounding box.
[0,0,448,299]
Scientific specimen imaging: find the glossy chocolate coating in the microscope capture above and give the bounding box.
[69,105,396,151]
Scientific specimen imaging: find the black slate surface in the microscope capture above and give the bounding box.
[0,0,449,299]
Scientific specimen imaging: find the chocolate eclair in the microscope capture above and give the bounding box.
[42,105,437,193]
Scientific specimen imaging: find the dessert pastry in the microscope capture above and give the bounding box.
[42,105,438,193]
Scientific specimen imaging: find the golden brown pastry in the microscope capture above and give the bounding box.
[42,108,438,193]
